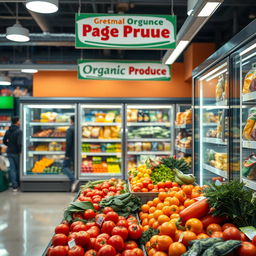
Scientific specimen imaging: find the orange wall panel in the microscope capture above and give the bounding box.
[33,63,191,98]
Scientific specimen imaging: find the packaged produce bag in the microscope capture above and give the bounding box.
[243,113,256,140]
[243,63,256,94]
[242,153,256,180]
[216,74,225,101]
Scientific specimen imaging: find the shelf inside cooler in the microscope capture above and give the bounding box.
[203,137,227,145]
[0,122,11,125]
[127,122,171,126]
[175,124,192,129]
[80,172,122,177]
[127,138,171,142]
[81,152,122,157]
[242,140,256,149]
[82,138,121,142]
[203,123,218,126]
[242,91,256,102]
[175,146,192,154]
[82,122,121,126]
[30,137,66,142]
[203,163,228,178]
[28,151,65,155]
[30,122,70,126]
[242,178,256,190]
[127,151,171,155]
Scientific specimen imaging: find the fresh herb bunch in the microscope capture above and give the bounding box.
[160,157,190,173]
[150,164,175,184]
[204,180,256,227]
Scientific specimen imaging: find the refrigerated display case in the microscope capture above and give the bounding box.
[0,116,11,156]
[21,102,76,191]
[193,19,256,187]
[125,104,174,174]
[174,104,192,166]
[78,104,123,180]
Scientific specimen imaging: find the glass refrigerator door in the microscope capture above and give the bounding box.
[237,40,256,190]
[126,104,173,174]
[195,59,231,185]
[0,114,11,156]
[79,104,123,180]
[174,104,192,169]
[22,104,76,179]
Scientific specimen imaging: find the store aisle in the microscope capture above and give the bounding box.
[0,190,74,256]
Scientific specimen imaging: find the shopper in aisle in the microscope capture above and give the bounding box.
[63,115,78,192]
[3,116,22,192]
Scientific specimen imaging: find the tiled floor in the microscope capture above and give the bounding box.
[0,190,74,256]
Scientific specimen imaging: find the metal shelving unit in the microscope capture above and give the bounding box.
[28,151,65,155]
[127,138,170,142]
[30,122,70,126]
[127,151,171,155]
[175,146,192,154]
[127,122,171,127]
[203,137,227,145]
[82,138,121,142]
[30,137,66,142]
[82,122,121,126]
[203,163,228,179]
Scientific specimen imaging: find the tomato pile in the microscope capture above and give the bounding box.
[139,185,256,256]
[47,207,144,256]
[78,178,127,203]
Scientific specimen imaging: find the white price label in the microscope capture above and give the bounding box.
[68,239,76,249]
[178,232,184,243]
[96,216,105,227]
[194,196,206,201]
[240,226,256,240]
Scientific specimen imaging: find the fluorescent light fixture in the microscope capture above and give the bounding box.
[26,0,58,14]
[197,2,221,17]
[199,62,227,80]
[165,41,190,64]
[0,74,11,86]
[205,68,227,81]
[21,59,38,73]
[6,23,30,42]
[239,43,256,57]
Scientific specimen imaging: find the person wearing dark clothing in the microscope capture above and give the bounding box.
[3,116,22,191]
[62,115,78,192]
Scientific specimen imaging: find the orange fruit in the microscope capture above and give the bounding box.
[156,235,173,252]
[149,206,156,214]
[150,235,159,248]
[159,222,177,237]
[158,215,170,225]
[147,200,154,207]
[182,185,194,195]
[148,248,157,256]
[168,242,187,256]
[170,218,179,224]
[174,230,183,242]
[179,205,185,212]
[185,218,203,234]
[148,213,154,219]
[145,241,151,252]
[153,210,163,219]
[170,213,180,219]
[184,199,196,208]
[149,218,156,227]
[163,201,170,206]
[154,252,168,256]
[143,225,150,231]
[197,233,210,239]
[162,206,173,216]
[140,213,148,220]
[142,218,149,226]
[153,197,161,206]
[165,197,179,206]
[158,192,168,201]
[172,187,180,192]
[169,205,179,214]
[141,204,150,213]
[175,191,187,203]
[157,203,165,210]
[152,221,159,229]
[206,224,222,236]
[180,231,197,246]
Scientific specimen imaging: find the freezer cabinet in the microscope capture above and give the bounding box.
[21,103,77,191]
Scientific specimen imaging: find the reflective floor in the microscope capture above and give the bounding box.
[0,190,74,256]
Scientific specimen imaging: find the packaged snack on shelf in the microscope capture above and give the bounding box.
[242,153,256,180]
[135,142,142,151]
[127,109,138,122]
[216,74,225,101]
[105,112,116,122]
[137,110,144,122]
[95,112,106,122]
[243,113,256,140]
[242,63,256,94]
[142,142,151,151]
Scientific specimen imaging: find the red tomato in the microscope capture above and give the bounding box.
[253,236,256,246]
[108,235,125,252]
[72,212,84,219]
[85,222,97,230]
[118,216,126,221]
[97,245,116,256]
[97,233,110,240]
[222,223,235,231]
[116,220,128,228]
[124,241,138,250]
[84,249,97,256]
[165,181,172,188]
[48,246,68,256]
[70,221,83,230]
[238,242,256,256]
[132,248,144,256]
[105,212,119,223]
[223,227,241,241]
[103,207,114,214]
[101,221,116,235]
[72,224,87,232]
[128,224,143,240]
[171,182,179,187]
[157,182,165,188]
[211,231,223,238]
[241,233,249,241]
[112,226,129,240]
[55,224,70,236]
[68,233,77,242]
[68,245,84,256]
[74,231,90,247]
[87,226,100,238]
[88,238,96,250]
[95,237,108,251]
[52,234,68,246]
[109,186,117,192]
[121,250,136,256]
[84,209,96,220]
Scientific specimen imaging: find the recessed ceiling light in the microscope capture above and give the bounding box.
[26,0,59,14]
[6,23,30,42]
[21,59,38,74]
[0,74,11,86]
